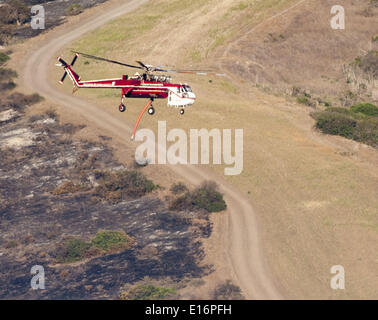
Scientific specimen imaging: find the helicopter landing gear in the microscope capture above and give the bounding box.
[148,106,155,115]
[180,108,185,115]
[119,95,127,112]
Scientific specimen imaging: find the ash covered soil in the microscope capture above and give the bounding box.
[1,0,108,43]
[0,98,212,299]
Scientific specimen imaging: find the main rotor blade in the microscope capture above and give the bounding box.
[72,51,143,70]
[164,69,226,77]
[136,60,149,70]
[71,51,226,76]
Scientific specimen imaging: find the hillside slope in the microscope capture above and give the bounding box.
[219,0,378,101]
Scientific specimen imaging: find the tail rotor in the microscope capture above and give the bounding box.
[57,53,79,84]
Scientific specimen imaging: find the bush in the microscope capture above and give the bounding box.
[0,81,16,91]
[66,4,83,16]
[353,118,378,147]
[169,192,193,211]
[169,181,227,213]
[0,53,10,66]
[51,181,85,195]
[91,230,134,252]
[297,96,310,105]
[0,92,43,112]
[313,104,378,147]
[94,170,157,202]
[122,284,176,300]
[55,231,134,263]
[4,92,43,107]
[0,67,18,90]
[191,181,227,212]
[56,238,91,263]
[350,103,378,117]
[314,112,357,138]
[213,280,244,300]
[170,182,188,195]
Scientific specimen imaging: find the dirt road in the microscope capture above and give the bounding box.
[20,0,282,299]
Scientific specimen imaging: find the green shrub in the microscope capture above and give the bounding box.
[56,238,91,263]
[66,4,83,16]
[314,112,356,138]
[0,53,10,66]
[350,103,378,117]
[191,181,227,212]
[313,105,378,147]
[55,231,134,263]
[353,118,378,147]
[169,181,227,213]
[124,284,176,300]
[354,57,362,66]
[91,230,134,252]
[296,96,310,105]
[325,107,351,115]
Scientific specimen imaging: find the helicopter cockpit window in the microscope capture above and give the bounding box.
[184,86,192,92]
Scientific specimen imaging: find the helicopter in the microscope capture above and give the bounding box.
[56,52,225,139]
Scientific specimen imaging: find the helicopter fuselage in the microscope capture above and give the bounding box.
[64,66,196,108]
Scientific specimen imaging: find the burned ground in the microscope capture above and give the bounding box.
[0,0,108,45]
[0,104,211,299]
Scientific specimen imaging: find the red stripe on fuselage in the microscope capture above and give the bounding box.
[65,68,179,100]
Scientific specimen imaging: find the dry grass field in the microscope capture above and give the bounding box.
[219,0,378,98]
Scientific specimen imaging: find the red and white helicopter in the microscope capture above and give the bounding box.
[56,52,225,139]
